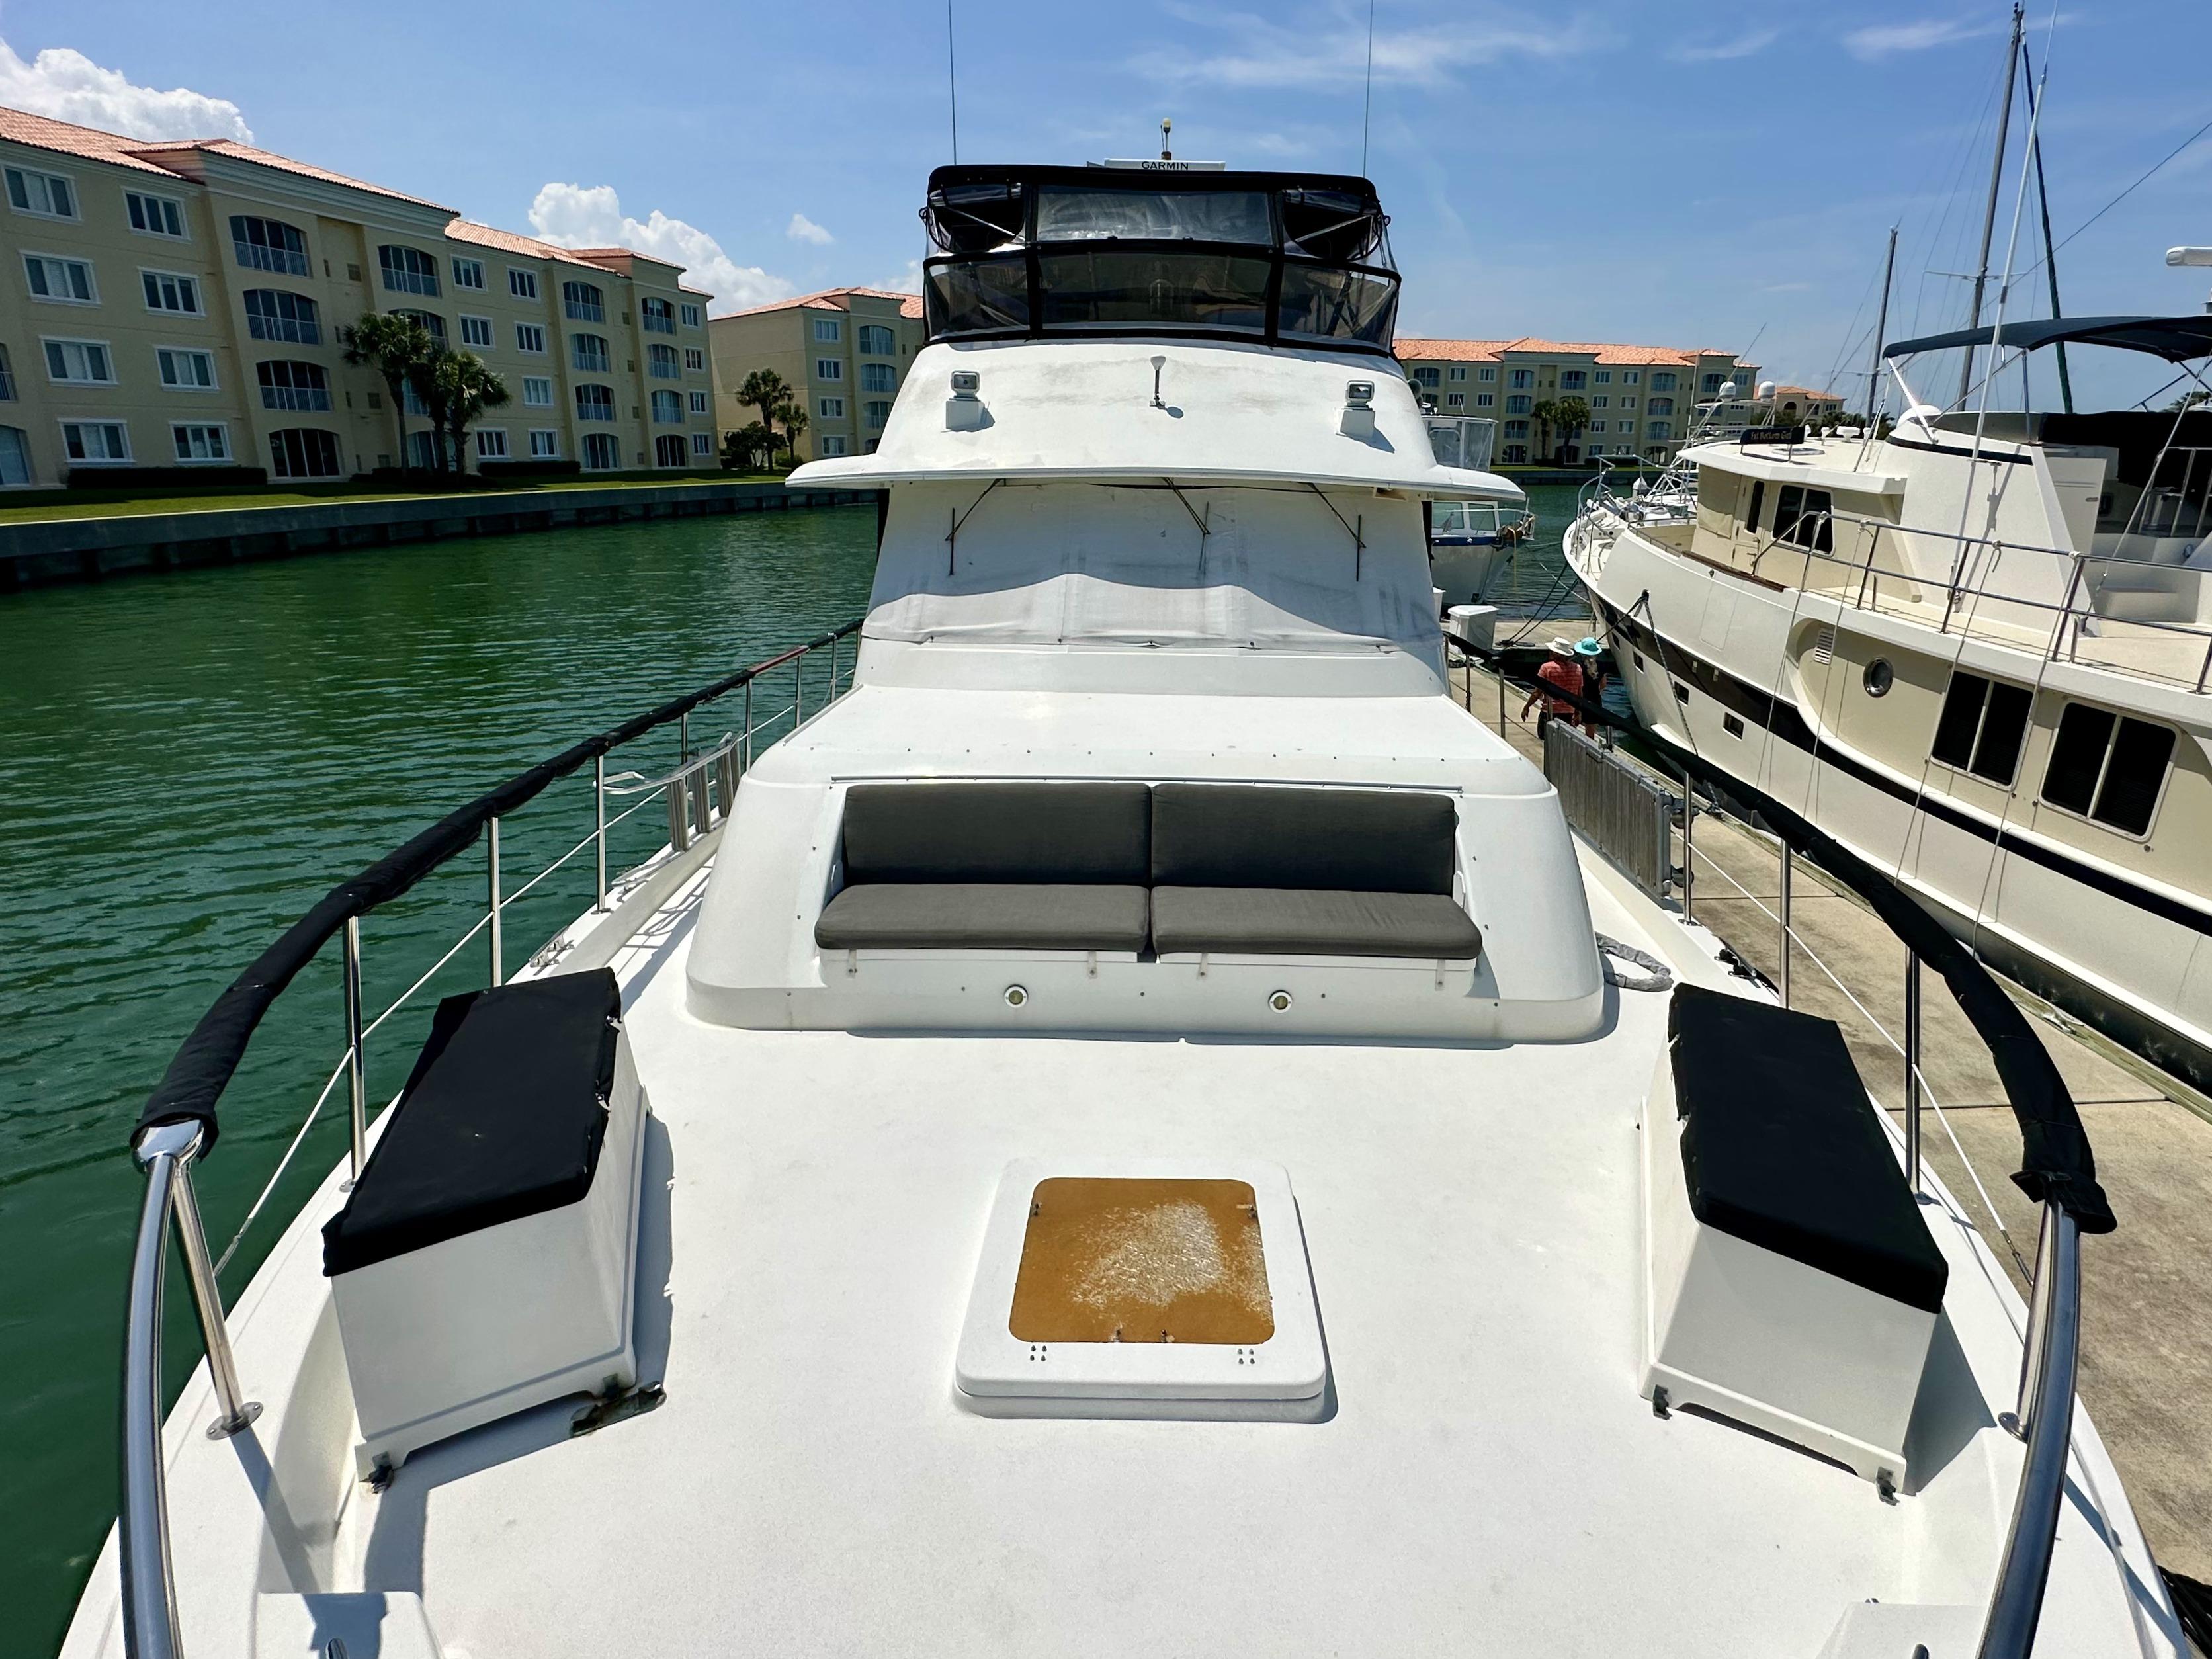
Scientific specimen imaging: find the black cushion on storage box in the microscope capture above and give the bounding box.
[1150,886,1481,958]
[817,883,1150,951]
[1669,984,1949,1314]
[321,969,622,1278]
[1151,785,1459,895]
[840,781,1152,885]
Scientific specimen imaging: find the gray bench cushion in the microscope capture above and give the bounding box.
[817,883,1150,952]
[841,782,1151,884]
[1152,785,1458,894]
[1151,886,1482,959]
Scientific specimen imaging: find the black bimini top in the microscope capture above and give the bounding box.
[1884,312,2212,364]
[919,163,1400,355]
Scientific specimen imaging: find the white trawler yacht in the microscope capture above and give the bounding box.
[1566,310,2212,1093]
[73,165,2173,1659]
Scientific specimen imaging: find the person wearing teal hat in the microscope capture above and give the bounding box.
[1572,636,1606,736]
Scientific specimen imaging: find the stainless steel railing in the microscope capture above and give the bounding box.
[118,620,860,1658]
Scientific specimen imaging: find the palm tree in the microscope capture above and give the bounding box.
[773,399,810,464]
[415,350,511,478]
[1529,398,1560,462]
[740,369,790,436]
[341,312,435,474]
[1550,396,1591,462]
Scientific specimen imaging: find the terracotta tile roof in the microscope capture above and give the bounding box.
[1393,338,1511,362]
[1396,335,1754,368]
[127,137,450,211]
[714,284,923,321]
[0,105,187,175]
[1773,383,1842,401]
[446,218,605,270]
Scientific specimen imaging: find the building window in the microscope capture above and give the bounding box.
[1652,371,1678,392]
[1445,392,1464,409]
[1619,395,1637,410]
[230,216,309,275]
[268,427,342,479]
[1504,420,1529,438]
[1648,397,1674,417]
[1591,395,1609,409]
[1647,421,1670,440]
[813,317,842,343]
[1772,484,1834,552]
[1931,672,2033,785]
[563,280,605,322]
[1477,366,1496,382]
[402,381,429,418]
[171,422,230,462]
[818,395,845,419]
[815,358,843,382]
[0,344,13,400]
[1474,392,1494,407]
[257,359,331,411]
[244,290,321,345]
[1560,370,1586,390]
[1447,364,1467,382]
[126,191,187,238]
[684,347,706,372]
[648,343,681,378]
[62,420,130,462]
[653,433,688,467]
[459,314,494,348]
[651,390,683,423]
[691,431,712,456]
[522,376,554,407]
[1505,394,1531,414]
[155,347,217,390]
[0,426,29,484]
[378,244,441,296]
[820,435,849,456]
[44,339,115,384]
[1501,444,1527,464]
[680,302,702,328]
[640,296,675,334]
[1412,365,1441,388]
[509,267,539,300]
[572,334,611,373]
[24,253,96,304]
[530,428,560,458]
[582,431,620,469]
[1621,370,1641,386]
[1508,368,1533,389]
[2041,704,2175,837]
[1588,419,1606,433]
[688,390,709,415]
[1702,372,1726,394]
[451,256,486,290]
[394,308,446,345]
[476,428,509,459]
[859,362,897,394]
[6,166,77,219]
[515,322,546,354]
[575,384,616,422]
[864,399,892,429]
[141,269,202,315]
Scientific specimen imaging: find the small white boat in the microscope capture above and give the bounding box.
[1428,496,1537,608]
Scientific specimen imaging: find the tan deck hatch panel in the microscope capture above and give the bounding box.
[1009,1177,1275,1345]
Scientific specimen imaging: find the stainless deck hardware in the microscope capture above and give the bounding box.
[1777,844,1793,1007]
[1905,954,1923,1193]
[487,816,503,985]
[342,917,366,1185]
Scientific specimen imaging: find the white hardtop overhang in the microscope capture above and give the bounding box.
[790,337,1524,504]
[1679,439,1906,497]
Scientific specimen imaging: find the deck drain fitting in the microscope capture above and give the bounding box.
[1004,984,1029,1009]
[1267,990,1293,1013]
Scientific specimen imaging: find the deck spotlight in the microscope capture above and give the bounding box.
[1340,378,1377,439]
[947,368,986,431]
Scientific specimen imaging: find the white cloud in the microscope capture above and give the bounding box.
[874,258,923,295]
[1668,26,1779,64]
[1136,3,1607,90]
[786,212,834,245]
[0,36,250,140]
[1841,15,2000,60]
[529,183,792,314]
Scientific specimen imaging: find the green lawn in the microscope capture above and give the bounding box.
[0,470,793,526]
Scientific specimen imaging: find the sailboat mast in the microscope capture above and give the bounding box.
[1867,226,1898,430]
[1959,2,2027,406]
[2022,38,2074,413]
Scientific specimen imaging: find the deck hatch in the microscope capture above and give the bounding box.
[1009,1177,1275,1345]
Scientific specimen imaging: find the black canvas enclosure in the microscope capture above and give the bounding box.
[1668,984,1949,1314]
[322,969,622,1277]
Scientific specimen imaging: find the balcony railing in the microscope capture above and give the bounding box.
[576,400,616,423]
[117,623,861,1659]
[566,299,605,323]
[641,312,675,335]
[233,241,308,276]
[245,317,320,347]
[260,386,331,413]
[380,265,439,298]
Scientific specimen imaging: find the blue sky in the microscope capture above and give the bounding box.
[4,1,2209,406]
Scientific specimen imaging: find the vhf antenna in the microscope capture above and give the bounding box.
[1160,117,1172,161]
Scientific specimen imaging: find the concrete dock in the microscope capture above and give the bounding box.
[1453,656,2212,1583]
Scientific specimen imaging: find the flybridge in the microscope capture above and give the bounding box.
[919,163,1400,351]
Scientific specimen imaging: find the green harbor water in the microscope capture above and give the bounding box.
[0,484,1584,1654]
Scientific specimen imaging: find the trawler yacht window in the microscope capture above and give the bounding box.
[1773,484,1833,552]
[2040,704,2175,837]
[1744,479,1765,531]
[1035,187,1272,244]
[1931,671,2032,785]
[1038,248,1271,333]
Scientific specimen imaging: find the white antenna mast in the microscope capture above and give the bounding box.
[945,0,960,164]
[1360,0,1377,175]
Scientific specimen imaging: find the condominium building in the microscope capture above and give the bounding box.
[0,106,717,489]
[708,287,923,460]
[1394,337,1772,464]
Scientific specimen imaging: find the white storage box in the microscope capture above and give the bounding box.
[1640,986,1948,1486]
[321,968,647,1473]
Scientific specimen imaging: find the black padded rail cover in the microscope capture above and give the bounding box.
[1467,656,2113,1234]
[1151,785,1457,894]
[321,969,621,1277]
[130,621,856,1157]
[840,782,1152,884]
[1668,984,1949,1314]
